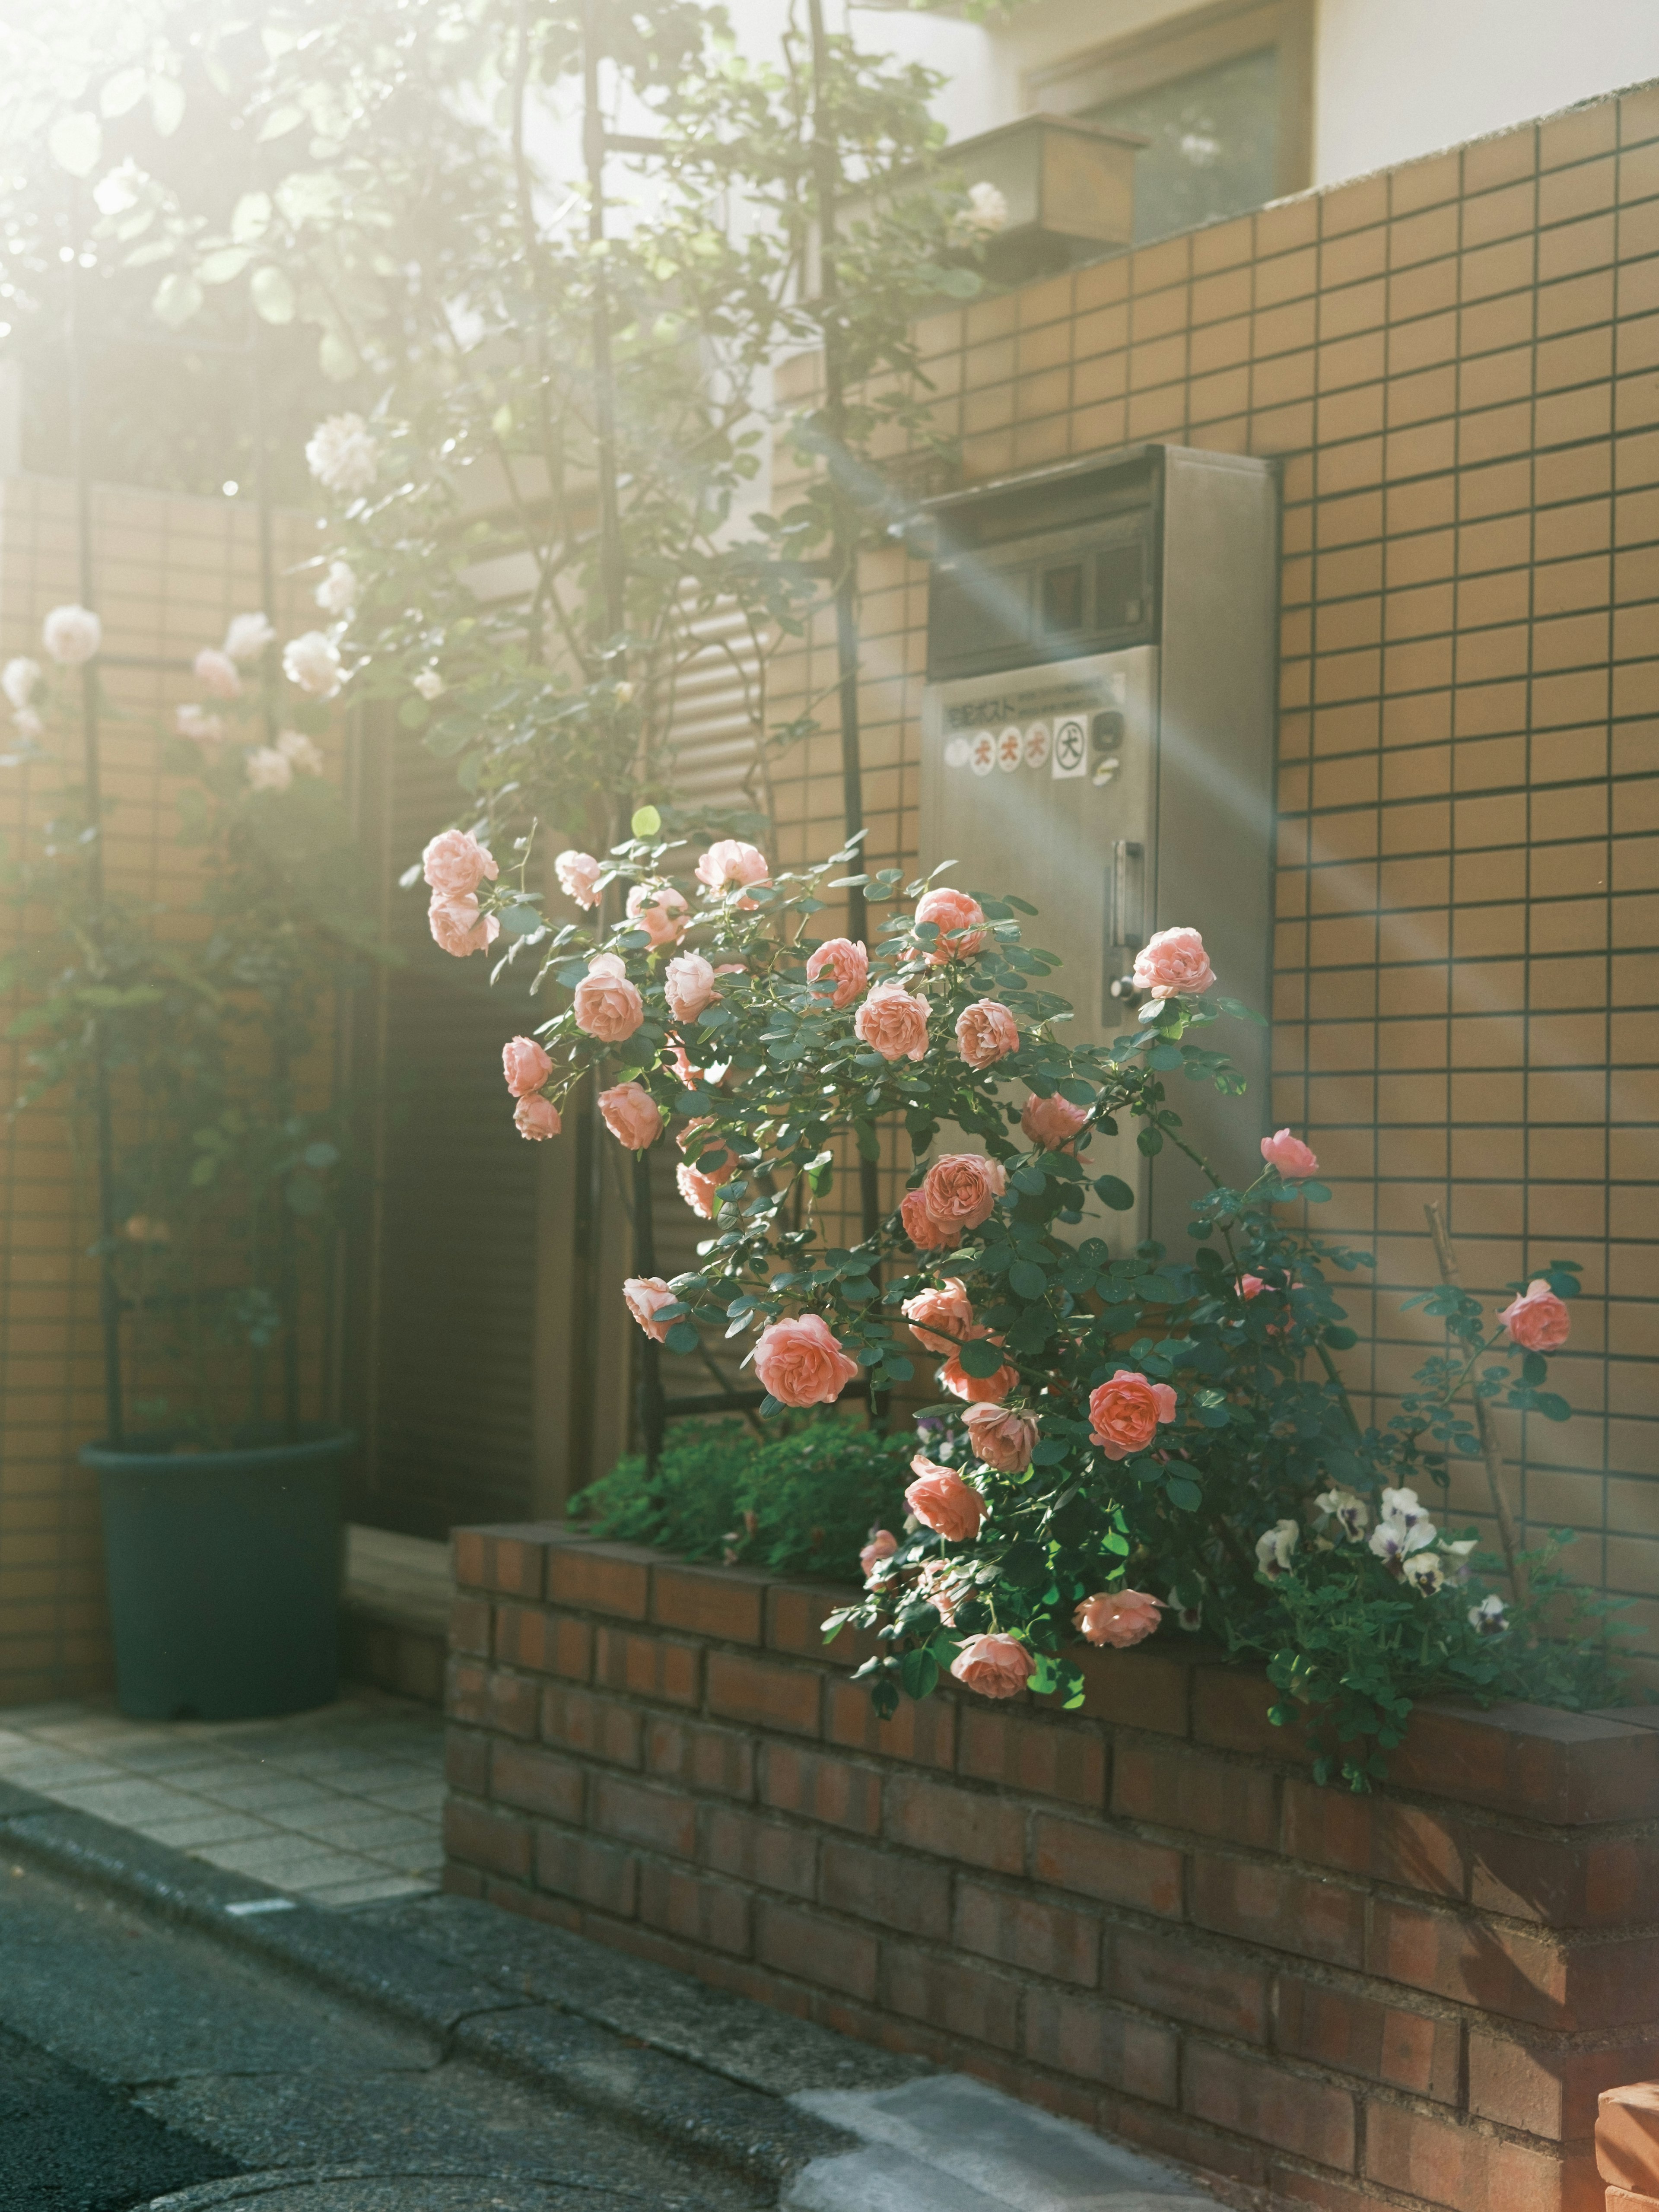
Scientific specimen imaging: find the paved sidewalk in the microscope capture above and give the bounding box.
[0,1688,442,1908]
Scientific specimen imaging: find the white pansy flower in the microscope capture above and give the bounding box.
[275,728,324,776]
[176,704,224,742]
[2,657,41,709]
[315,560,358,617]
[304,413,378,495]
[1255,1518,1299,1578]
[1369,1510,1437,1564]
[1468,1593,1509,1636]
[42,604,101,664]
[413,668,445,700]
[282,630,344,700]
[223,611,276,663]
[1314,1486,1369,1541]
[1402,1552,1446,1595]
[1379,1486,1430,1527]
[245,745,293,792]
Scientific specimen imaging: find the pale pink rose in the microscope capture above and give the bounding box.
[665,953,718,1023]
[1088,1370,1178,1460]
[677,1163,724,1219]
[902,1279,977,1356]
[805,938,869,1010]
[193,646,242,699]
[964,1403,1038,1474]
[502,1036,553,1097]
[753,1314,860,1407]
[956,1000,1019,1069]
[555,849,604,910]
[694,839,769,903]
[429,892,499,958]
[573,955,644,1042]
[677,1118,734,1183]
[860,1529,899,1583]
[920,1153,1007,1234]
[514,1094,560,1141]
[900,1187,960,1251]
[1020,1092,1091,1154]
[1074,1589,1164,1649]
[423,828,498,898]
[1238,1274,1266,1300]
[904,1457,985,1541]
[940,1349,1019,1405]
[1262,1128,1319,1180]
[599,1082,663,1150]
[914,1558,964,1625]
[1500,1278,1571,1352]
[626,881,690,949]
[854,980,930,1062]
[914,886,987,963]
[623,1276,677,1342]
[42,604,101,664]
[1132,925,1216,1000]
[950,1634,1035,1700]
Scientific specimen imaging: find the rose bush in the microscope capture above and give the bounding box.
[462,826,1621,1787]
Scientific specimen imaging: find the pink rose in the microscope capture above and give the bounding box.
[677,1118,734,1183]
[806,937,868,1010]
[940,1349,1019,1405]
[914,1558,964,1625]
[914,886,987,963]
[860,1529,899,1583]
[1262,1128,1319,1180]
[956,1000,1019,1069]
[623,1276,677,1342]
[1500,1278,1570,1352]
[1074,1589,1163,1649]
[920,1153,1007,1233]
[950,1634,1034,1700]
[665,953,718,1023]
[423,827,498,899]
[1131,925,1215,1000]
[193,646,242,700]
[900,1187,960,1251]
[573,953,644,1042]
[1088,1369,1177,1460]
[514,1094,560,1141]
[901,1278,976,1356]
[626,881,690,949]
[669,1041,703,1090]
[677,1163,725,1219]
[1238,1274,1266,1300]
[964,1403,1038,1473]
[429,892,499,958]
[502,1035,553,1097]
[904,1456,985,1541]
[695,839,769,903]
[600,1081,664,1150]
[854,980,930,1062]
[555,849,603,909]
[754,1313,859,1407]
[1020,1091,1091,1154]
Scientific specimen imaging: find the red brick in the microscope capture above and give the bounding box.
[1192,1664,1315,1764]
[445,1656,489,1729]
[638,1861,752,1955]
[819,1839,950,1938]
[1389,1703,1659,1824]
[1072,1645,1192,1735]
[766,1580,868,1661]
[1468,1824,1659,1927]
[443,1795,532,1882]
[1268,2167,1394,2211]
[495,1604,591,1679]
[1364,2099,1588,2212]
[489,1741,586,1824]
[444,1725,489,1796]
[539,1684,642,1768]
[451,1523,559,1600]
[534,1826,638,1917]
[1278,1976,1461,2104]
[1607,2190,1659,2212]
[1473,2032,1659,2139]
[448,1595,490,1656]
[1192,1850,1365,1967]
[760,1745,881,1834]
[702,1806,817,1898]
[1022,1989,1178,2101]
[1108,1930,1269,2042]
[883,1944,1022,2050]
[706,1651,823,1737]
[1601,2082,1659,2195]
[1109,2100,1269,2191]
[884,1775,1026,1873]
[953,1877,1101,1987]
[826,1681,957,1769]
[1283,1776,1464,1896]
[651,1559,766,1643]
[590,1773,696,1859]
[1110,1738,1278,1846]
[1030,1813,1183,1916]
[957,1707,1108,1808]
[442,1862,485,1901]
[593,1624,700,1705]
[546,1540,654,1621]
[1184,2042,1356,2168]
[755,1901,879,2000]
[644,1715,755,1798]
[487,1670,540,1740]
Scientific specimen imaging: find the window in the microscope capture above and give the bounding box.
[1028,0,1313,245]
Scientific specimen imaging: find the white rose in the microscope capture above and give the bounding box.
[413,668,445,700]
[245,745,294,792]
[315,560,358,616]
[2,657,41,709]
[10,707,44,741]
[222,612,276,664]
[305,413,379,495]
[42,604,102,665]
[952,180,1009,245]
[176,704,224,742]
[282,630,344,700]
[193,647,242,700]
[276,728,324,776]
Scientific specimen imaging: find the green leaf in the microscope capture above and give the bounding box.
[149,78,185,137]
[318,330,358,381]
[956,1338,1007,1379]
[1093,1174,1136,1211]
[301,1141,339,1170]
[631,804,661,838]
[1007,1259,1048,1300]
[899,1646,939,1698]
[665,1322,699,1354]
[258,104,306,143]
[1011,1164,1046,1195]
[497,904,542,937]
[152,272,202,329]
[1165,1474,1201,1510]
[250,264,296,325]
[49,113,102,178]
[100,69,148,118]
[230,191,273,244]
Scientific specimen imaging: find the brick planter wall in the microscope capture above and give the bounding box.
[445,1522,1659,2212]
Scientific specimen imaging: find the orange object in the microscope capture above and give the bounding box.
[1599,2083,1659,2196]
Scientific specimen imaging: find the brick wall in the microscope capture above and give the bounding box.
[446,1520,1659,2212]
[755,81,1659,1691]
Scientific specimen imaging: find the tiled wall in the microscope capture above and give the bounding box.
[0,475,326,1703]
[765,83,1659,1688]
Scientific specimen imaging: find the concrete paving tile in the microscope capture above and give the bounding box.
[0,1758,124,1792]
[131,1812,276,1850]
[274,1811,437,1851]
[302,1874,438,1907]
[356,1782,447,1815]
[195,1838,371,1883]
[44,1778,213,1824]
[195,1780,356,1815]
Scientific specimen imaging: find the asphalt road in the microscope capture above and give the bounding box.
[0,1855,766,2212]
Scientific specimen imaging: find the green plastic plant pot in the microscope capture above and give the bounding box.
[83,1427,353,1722]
